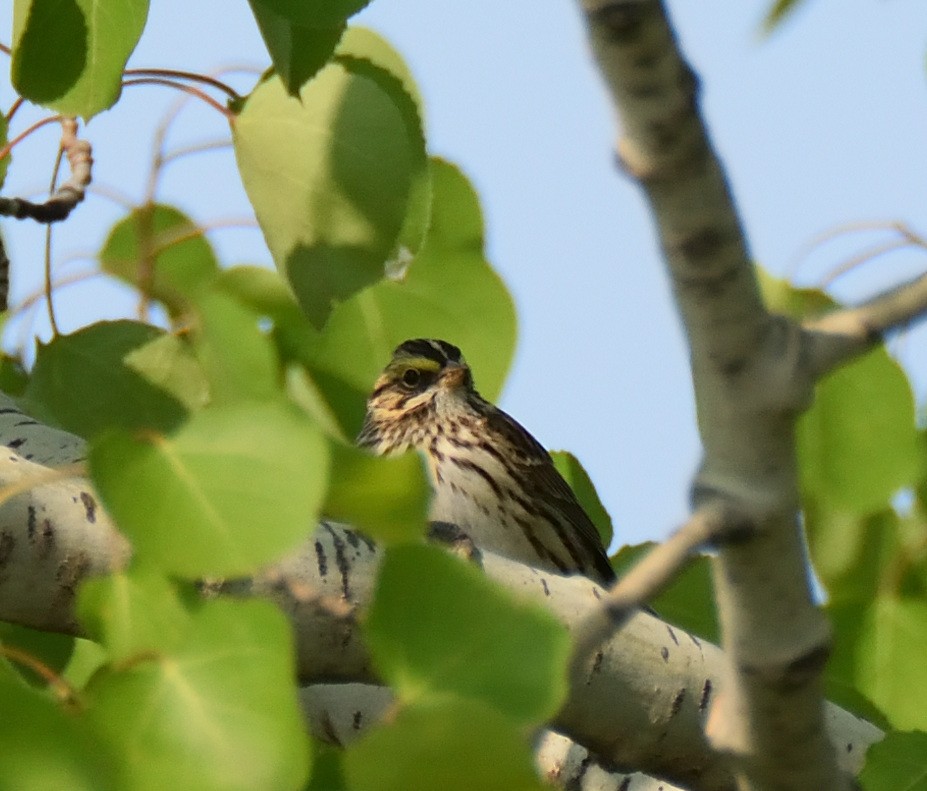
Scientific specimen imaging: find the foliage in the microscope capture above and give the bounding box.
[0,1,925,789]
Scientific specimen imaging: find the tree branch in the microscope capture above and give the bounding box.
[571,505,728,663]
[575,2,869,788]
[0,118,92,224]
[300,682,692,791]
[803,271,927,376]
[0,396,882,790]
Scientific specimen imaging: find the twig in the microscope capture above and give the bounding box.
[570,506,727,665]
[0,235,9,313]
[0,117,92,224]
[0,114,63,166]
[121,78,233,120]
[0,644,80,710]
[804,270,927,376]
[5,97,25,122]
[123,68,241,101]
[818,237,917,289]
[44,144,66,336]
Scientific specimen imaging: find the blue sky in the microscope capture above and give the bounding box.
[1,0,926,548]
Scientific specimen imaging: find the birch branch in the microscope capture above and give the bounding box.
[804,271,927,376]
[0,397,881,791]
[300,683,690,791]
[575,2,875,789]
[571,504,732,663]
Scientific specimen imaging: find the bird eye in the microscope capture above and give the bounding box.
[401,368,421,388]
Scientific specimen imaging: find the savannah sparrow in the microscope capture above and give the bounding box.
[357,338,615,585]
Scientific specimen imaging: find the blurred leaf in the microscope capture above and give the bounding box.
[61,638,108,690]
[215,266,358,440]
[89,400,328,577]
[828,596,927,731]
[366,545,570,723]
[307,746,347,791]
[798,348,920,513]
[344,697,545,791]
[247,0,370,27]
[611,543,719,642]
[308,158,517,436]
[0,664,116,790]
[77,567,191,662]
[12,0,149,118]
[822,672,891,733]
[859,730,927,791]
[85,599,310,791]
[758,270,833,318]
[100,204,219,316]
[763,0,807,34]
[194,290,280,404]
[323,443,428,543]
[248,2,344,95]
[0,622,74,688]
[0,114,9,188]
[234,36,426,326]
[805,505,902,604]
[0,353,29,396]
[21,321,208,439]
[550,450,613,546]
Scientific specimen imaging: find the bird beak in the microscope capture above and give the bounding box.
[440,362,468,389]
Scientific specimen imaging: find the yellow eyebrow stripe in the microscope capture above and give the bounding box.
[389,357,443,374]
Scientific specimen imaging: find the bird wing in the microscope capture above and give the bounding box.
[486,408,616,584]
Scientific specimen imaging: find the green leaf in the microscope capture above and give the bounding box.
[860,730,927,791]
[249,1,345,96]
[550,450,613,547]
[805,505,903,604]
[307,158,517,436]
[194,291,281,404]
[336,28,431,262]
[77,567,191,662]
[323,443,428,543]
[829,596,927,731]
[85,599,310,791]
[0,622,74,688]
[307,746,347,791]
[0,113,10,188]
[12,0,86,103]
[611,543,719,642]
[247,0,370,27]
[0,664,117,790]
[12,0,149,118]
[214,266,357,440]
[0,353,29,396]
[344,697,545,791]
[100,204,219,316]
[798,348,920,513]
[21,321,208,438]
[366,545,570,723]
[233,38,427,327]
[89,400,329,577]
[61,638,108,690]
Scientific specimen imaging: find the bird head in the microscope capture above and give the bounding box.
[357,338,476,452]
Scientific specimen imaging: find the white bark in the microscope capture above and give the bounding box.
[573,2,927,789]
[0,396,881,791]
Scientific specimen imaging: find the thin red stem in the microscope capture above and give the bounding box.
[121,78,233,120]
